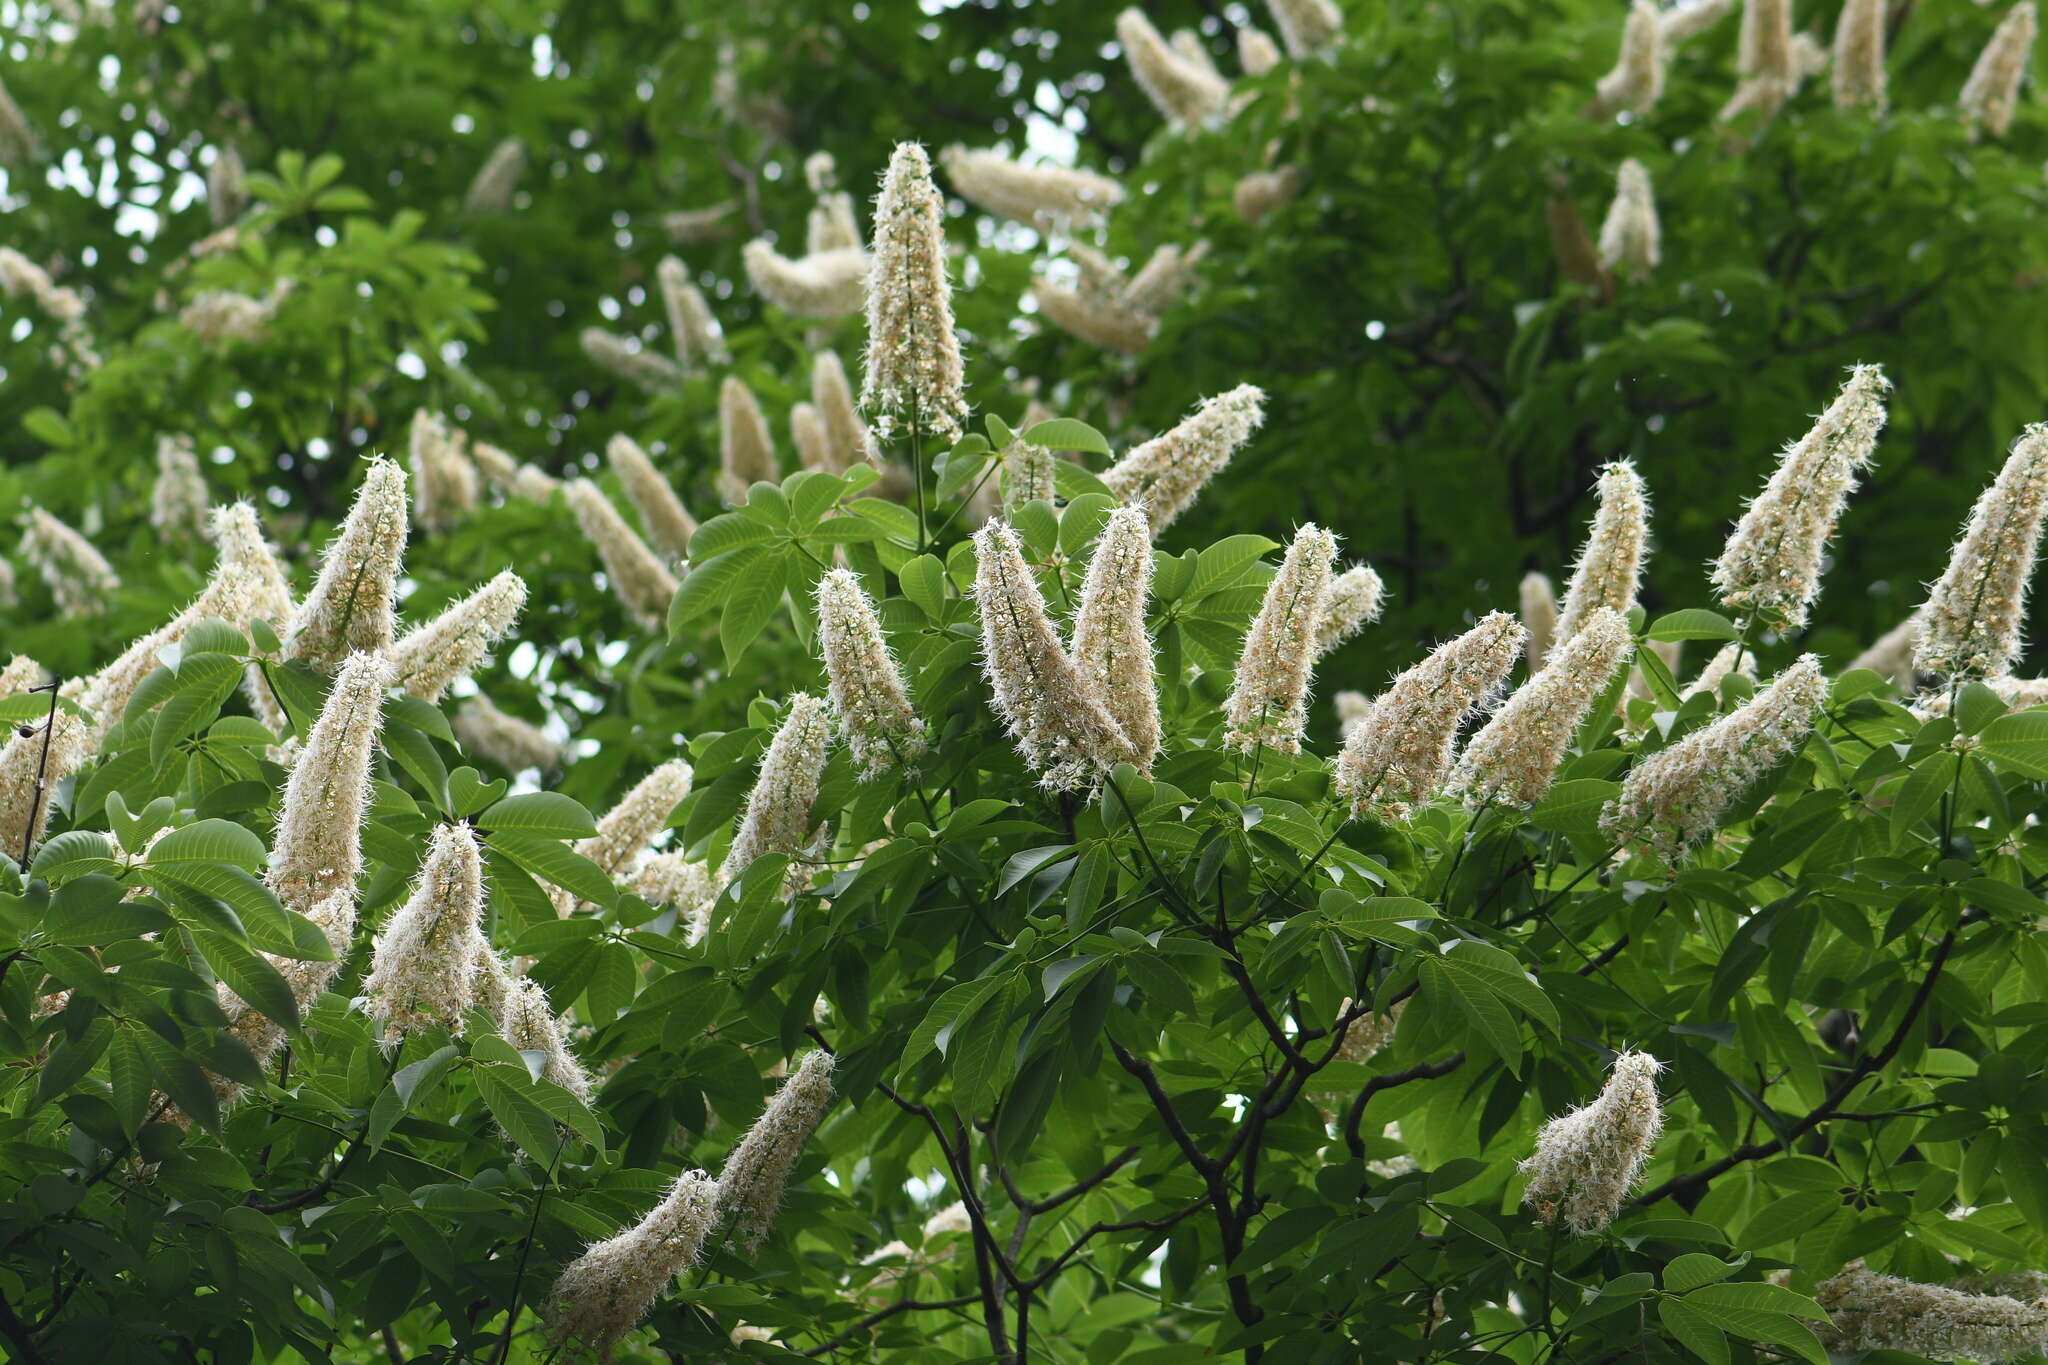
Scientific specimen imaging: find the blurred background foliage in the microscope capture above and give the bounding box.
[3,0,2047,753]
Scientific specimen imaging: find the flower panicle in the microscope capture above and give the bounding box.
[454,694,563,774]
[546,1170,722,1361]
[743,240,868,318]
[719,376,781,503]
[1596,158,1660,283]
[1101,384,1266,533]
[861,142,970,446]
[656,256,728,368]
[817,570,927,779]
[1454,608,1633,808]
[360,823,489,1048]
[1915,423,2048,679]
[463,138,525,216]
[1591,0,1666,116]
[565,479,679,630]
[1316,564,1386,656]
[715,1051,836,1257]
[580,327,686,393]
[408,408,482,531]
[1224,524,1338,756]
[19,507,120,616]
[1519,1052,1663,1236]
[1813,1261,2048,1361]
[1267,0,1344,58]
[1961,2,2037,138]
[1833,0,1888,111]
[1555,460,1649,647]
[813,350,873,473]
[285,458,408,670]
[939,143,1124,224]
[1071,505,1162,770]
[151,434,209,536]
[1117,8,1231,125]
[721,695,833,887]
[606,433,696,560]
[388,569,527,703]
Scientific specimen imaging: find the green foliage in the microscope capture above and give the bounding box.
[6,1,2048,1363]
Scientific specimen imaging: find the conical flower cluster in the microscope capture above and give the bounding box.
[862,143,970,446]
[657,256,727,368]
[792,403,831,472]
[463,138,525,216]
[1335,612,1526,820]
[388,570,527,703]
[722,695,832,886]
[719,376,780,503]
[499,975,595,1103]
[1315,564,1385,656]
[1224,524,1338,756]
[19,507,119,616]
[1117,8,1230,124]
[1680,642,1756,701]
[1849,610,1922,688]
[268,650,392,933]
[1454,608,1633,808]
[1712,364,1889,631]
[360,823,490,1048]
[939,144,1124,224]
[743,240,868,318]
[0,655,42,698]
[546,1169,721,1360]
[454,694,563,773]
[1813,1261,2048,1360]
[580,327,686,393]
[408,408,480,531]
[0,707,88,864]
[1556,461,1648,648]
[1600,655,1826,857]
[286,458,408,670]
[1268,0,1344,57]
[471,441,560,504]
[1596,159,1659,283]
[1521,572,1559,670]
[150,434,208,536]
[565,479,679,629]
[715,1051,836,1257]
[1915,425,2048,679]
[607,434,695,561]
[631,852,718,944]
[1519,1052,1662,1236]
[818,571,926,779]
[1961,2,2037,138]
[1071,506,1162,769]
[973,522,1137,790]
[1239,26,1284,76]
[1233,167,1303,224]
[813,350,871,474]
[1591,1,1666,116]
[1001,436,1057,509]
[1833,0,1887,111]
[560,759,695,915]
[1101,385,1266,533]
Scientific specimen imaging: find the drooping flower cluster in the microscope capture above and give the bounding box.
[722,695,833,888]
[496,972,595,1103]
[560,759,696,915]
[546,1169,722,1361]
[715,1050,836,1257]
[1233,166,1303,224]
[656,255,727,368]
[1335,612,1526,820]
[1812,1261,2048,1361]
[1590,1,1666,116]
[180,281,293,344]
[1101,385,1266,533]
[19,507,119,615]
[580,327,686,393]
[454,694,564,773]
[408,408,481,532]
[1712,365,1889,631]
[1316,564,1386,656]
[0,705,88,864]
[744,240,869,318]
[388,570,527,703]
[606,434,695,561]
[818,571,926,778]
[471,440,561,504]
[1961,2,2037,139]
[812,350,872,474]
[1832,0,1887,111]
[565,478,679,629]
[1520,572,1559,671]
[286,458,408,670]
[1915,424,2048,679]
[1453,608,1633,808]
[973,522,1138,789]
[631,852,719,944]
[1555,461,1649,648]
[1596,159,1659,283]
[1117,8,1230,125]
[360,823,490,1048]
[1033,241,1208,356]
[719,376,780,503]
[1224,524,1338,756]
[862,142,970,445]
[1600,655,1827,857]
[150,434,209,536]
[1519,1052,1663,1236]
[1070,506,1162,768]
[940,144,1124,224]
[1268,0,1344,58]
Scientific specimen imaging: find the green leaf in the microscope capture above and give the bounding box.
[147,819,267,872]
[1186,535,1280,600]
[108,1026,152,1136]
[487,831,616,908]
[897,555,947,619]
[1980,709,2048,778]
[1887,753,1958,848]
[31,831,121,882]
[668,545,763,634]
[1530,779,1621,835]
[473,1063,570,1161]
[1664,1254,1738,1292]
[1645,609,1740,643]
[721,546,792,669]
[687,511,780,563]
[1658,1299,1729,1365]
[1021,418,1111,456]
[193,929,300,1034]
[1420,956,1523,1074]
[1954,681,2012,735]
[478,792,600,840]
[1736,1188,1840,1248]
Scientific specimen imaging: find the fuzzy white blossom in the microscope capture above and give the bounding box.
[1031,279,1154,356]
[546,1169,721,1360]
[1812,1261,2048,1361]
[631,852,718,944]
[388,570,526,703]
[0,655,42,698]
[715,1051,836,1256]
[1681,642,1757,701]
[267,650,391,929]
[744,240,868,318]
[471,441,561,503]
[1071,506,1162,770]
[818,571,926,779]
[1101,385,1266,533]
[1519,1052,1663,1236]
[499,975,594,1104]
[719,376,780,504]
[1962,2,2037,138]
[1556,461,1649,648]
[1663,0,1734,44]
[973,522,1136,790]
[1239,25,1284,75]
[1596,159,1660,283]
[408,409,481,532]
[0,707,87,865]
[1118,8,1231,124]
[1224,524,1338,756]
[1915,425,2048,678]
[1600,655,1826,857]
[939,144,1124,223]
[360,823,490,1047]
[1001,436,1058,509]
[180,281,291,344]
[1316,565,1386,656]
[607,434,695,561]
[1336,612,1526,820]
[663,202,737,243]
[565,479,679,629]
[20,507,119,615]
[150,434,209,536]
[286,458,408,670]
[1592,1,1666,115]
[1833,0,1887,110]
[812,350,872,474]
[808,190,863,255]
[1520,572,1559,671]
[1124,242,1208,318]
[1331,999,1405,1067]
[722,695,832,886]
[791,402,832,472]
[1267,0,1344,57]
[581,327,686,393]
[1454,608,1633,807]
[657,256,728,367]
[862,143,970,446]
[569,759,696,905]
[463,138,525,216]
[454,694,564,773]
[1849,610,1922,688]
[1234,166,1303,224]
